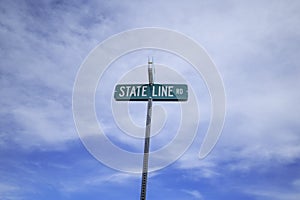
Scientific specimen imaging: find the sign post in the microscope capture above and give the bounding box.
[139,59,154,200]
[114,59,188,200]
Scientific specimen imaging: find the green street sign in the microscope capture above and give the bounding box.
[114,84,188,101]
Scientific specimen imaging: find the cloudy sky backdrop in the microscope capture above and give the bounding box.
[1,0,300,199]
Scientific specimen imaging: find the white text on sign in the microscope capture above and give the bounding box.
[114,84,188,101]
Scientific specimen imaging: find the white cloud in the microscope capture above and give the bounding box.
[182,189,204,200]
[0,182,22,200]
[293,179,300,188]
[11,100,77,149]
[0,0,119,149]
[244,187,300,200]
[87,172,140,185]
[175,148,220,179]
[59,170,140,194]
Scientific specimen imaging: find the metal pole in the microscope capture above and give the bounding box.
[140,58,154,200]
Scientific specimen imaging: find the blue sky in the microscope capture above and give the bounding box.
[1,0,300,199]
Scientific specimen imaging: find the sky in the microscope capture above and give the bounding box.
[1,0,300,199]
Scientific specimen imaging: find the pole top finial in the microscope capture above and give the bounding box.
[148,57,153,65]
[148,57,154,84]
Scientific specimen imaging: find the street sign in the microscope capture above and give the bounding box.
[114,59,189,200]
[114,84,188,101]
